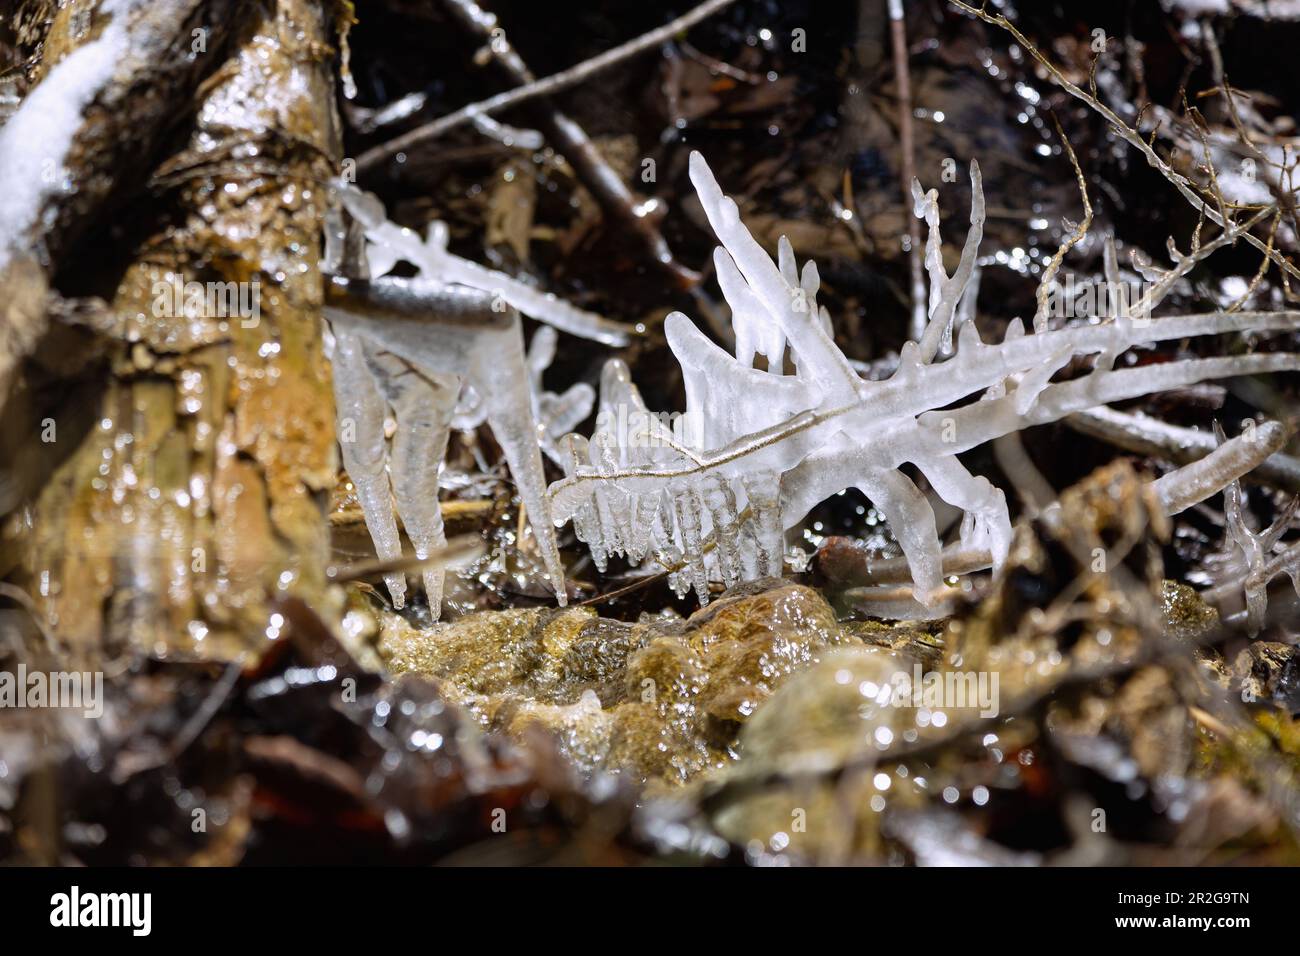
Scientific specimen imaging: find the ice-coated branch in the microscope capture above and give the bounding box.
[1201,482,1300,634]
[338,184,635,345]
[1152,420,1287,515]
[547,150,1300,612]
[1067,406,1300,492]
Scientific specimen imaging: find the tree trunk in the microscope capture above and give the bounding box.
[11,0,342,664]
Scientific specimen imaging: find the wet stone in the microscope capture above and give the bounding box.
[377,582,866,790]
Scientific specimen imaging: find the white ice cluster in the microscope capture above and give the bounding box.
[547,152,1300,611]
[1218,468,1300,634]
[325,185,629,615]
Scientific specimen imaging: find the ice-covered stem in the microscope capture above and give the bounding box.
[1201,483,1300,635]
[1126,205,1275,321]
[554,318,1300,507]
[912,353,1300,460]
[549,151,1300,610]
[330,180,609,613]
[911,160,984,360]
[339,184,634,346]
[1152,420,1287,515]
[1067,407,1300,493]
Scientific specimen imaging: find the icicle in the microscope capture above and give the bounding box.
[674,485,710,602]
[743,470,783,579]
[363,347,455,617]
[912,160,984,362]
[332,329,405,607]
[708,476,743,587]
[624,492,658,564]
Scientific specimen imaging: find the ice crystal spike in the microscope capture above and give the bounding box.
[332,327,406,608]
[547,151,1300,615]
[527,326,596,465]
[912,160,984,361]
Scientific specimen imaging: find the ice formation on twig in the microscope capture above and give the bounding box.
[1194,423,1300,634]
[338,184,634,346]
[325,274,566,617]
[322,181,631,615]
[526,326,596,465]
[1068,406,1300,493]
[1222,482,1299,634]
[547,151,1300,612]
[1151,420,1286,516]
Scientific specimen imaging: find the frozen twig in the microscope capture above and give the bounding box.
[548,152,1300,608]
[1151,419,1288,514]
[338,183,635,344]
[1066,406,1300,493]
[324,211,572,615]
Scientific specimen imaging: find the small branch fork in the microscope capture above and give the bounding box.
[356,0,738,172]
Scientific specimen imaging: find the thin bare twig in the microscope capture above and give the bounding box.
[356,0,739,173]
[1034,113,1092,331]
[427,0,703,287]
[889,0,927,341]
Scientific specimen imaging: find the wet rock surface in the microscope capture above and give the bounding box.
[378,581,922,789]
